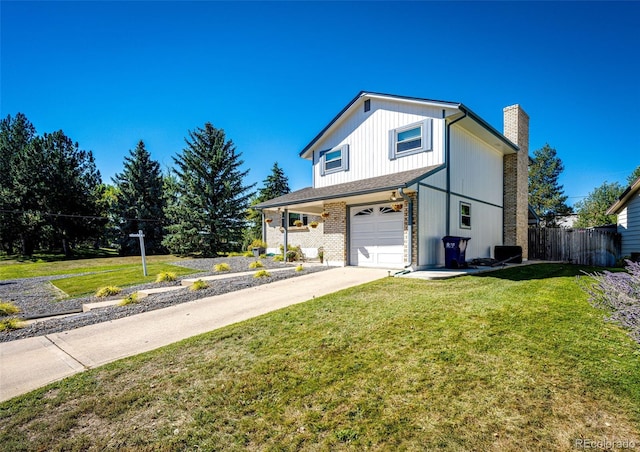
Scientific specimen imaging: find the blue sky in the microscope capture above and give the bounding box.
[2,1,639,206]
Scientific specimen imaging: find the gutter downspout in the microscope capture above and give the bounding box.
[445,110,467,235]
[398,187,413,269]
[283,208,288,258]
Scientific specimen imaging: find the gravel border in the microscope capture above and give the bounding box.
[1,257,328,343]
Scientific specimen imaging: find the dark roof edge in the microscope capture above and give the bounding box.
[299,91,461,158]
[457,104,519,152]
[256,165,445,209]
[607,175,640,215]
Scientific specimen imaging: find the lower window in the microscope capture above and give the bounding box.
[460,202,471,229]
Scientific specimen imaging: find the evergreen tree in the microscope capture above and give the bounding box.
[0,113,36,254]
[574,181,624,228]
[627,165,640,186]
[112,141,166,255]
[246,162,291,240]
[35,131,103,255]
[163,123,255,256]
[528,144,569,225]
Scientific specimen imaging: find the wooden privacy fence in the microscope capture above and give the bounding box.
[528,227,621,267]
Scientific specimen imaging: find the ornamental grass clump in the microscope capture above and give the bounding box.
[272,255,284,262]
[189,279,209,291]
[0,318,24,331]
[119,292,139,306]
[155,271,177,283]
[295,264,304,272]
[580,260,640,342]
[95,286,122,298]
[0,301,20,317]
[214,263,231,272]
[253,270,271,278]
[248,260,264,269]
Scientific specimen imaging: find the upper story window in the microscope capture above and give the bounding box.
[390,119,433,160]
[320,144,349,175]
[460,202,471,229]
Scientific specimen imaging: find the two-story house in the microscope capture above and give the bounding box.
[255,92,529,269]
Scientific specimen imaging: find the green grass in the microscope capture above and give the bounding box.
[1,264,639,450]
[50,263,196,298]
[0,254,187,280]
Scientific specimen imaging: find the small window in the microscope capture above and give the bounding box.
[364,99,371,112]
[320,144,349,175]
[389,119,432,160]
[354,208,373,216]
[288,212,308,227]
[460,202,471,229]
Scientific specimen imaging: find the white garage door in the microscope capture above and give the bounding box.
[350,204,405,268]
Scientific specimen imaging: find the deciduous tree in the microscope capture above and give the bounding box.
[574,181,624,228]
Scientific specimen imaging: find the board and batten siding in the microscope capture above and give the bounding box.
[448,126,505,207]
[619,191,640,256]
[311,98,448,188]
[417,184,447,267]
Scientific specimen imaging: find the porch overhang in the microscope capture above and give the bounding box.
[254,165,443,214]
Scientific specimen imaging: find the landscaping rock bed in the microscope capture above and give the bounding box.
[0,257,327,343]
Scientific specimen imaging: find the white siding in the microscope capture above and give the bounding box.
[449,126,504,207]
[312,99,447,188]
[448,194,502,261]
[619,192,640,256]
[417,185,447,267]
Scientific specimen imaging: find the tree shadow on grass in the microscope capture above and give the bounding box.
[472,262,617,282]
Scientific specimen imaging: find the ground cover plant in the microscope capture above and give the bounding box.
[1,264,639,450]
[581,259,640,342]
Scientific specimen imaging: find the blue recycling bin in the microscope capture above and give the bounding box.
[442,236,471,269]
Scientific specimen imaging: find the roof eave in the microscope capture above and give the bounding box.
[606,176,640,215]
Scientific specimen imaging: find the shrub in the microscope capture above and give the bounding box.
[247,239,267,251]
[155,271,177,283]
[254,270,271,278]
[0,301,20,317]
[243,250,254,257]
[580,260,640,342]
[295,264,304,272]
[272,255,284,262]
[259,253,268,259]
[249,260,264,269]
[189,279,209,291]
[0,318,24,332]
[119,292,139,306]
[95,286,122,298]
[214,263,231,272]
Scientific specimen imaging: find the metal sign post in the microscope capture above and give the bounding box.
[129,229,147,276]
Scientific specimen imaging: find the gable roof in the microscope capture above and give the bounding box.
[254,165,442,209]
[607,175,640,215]
[299,91,519,159]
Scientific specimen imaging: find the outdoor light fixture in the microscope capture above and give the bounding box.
[390,191,398,201]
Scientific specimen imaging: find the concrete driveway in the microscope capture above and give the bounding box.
[0,266,388,402]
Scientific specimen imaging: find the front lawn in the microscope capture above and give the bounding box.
[1,264,639,450]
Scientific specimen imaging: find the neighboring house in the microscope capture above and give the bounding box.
[607,176,640,259]
[255,92,529,269]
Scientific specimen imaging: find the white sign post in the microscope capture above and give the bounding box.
[129,229,148,276]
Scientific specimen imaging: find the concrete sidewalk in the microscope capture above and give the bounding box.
[0,267,388,402]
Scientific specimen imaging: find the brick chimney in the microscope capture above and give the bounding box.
[503,104,529,260]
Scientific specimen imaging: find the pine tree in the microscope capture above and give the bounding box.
[574,181,624,228]
[528,144,569,225]
[163,123,255,256]
[246,162,291,240]
[627,165,640,186]
[0,113,36,254]
[112,141,166,255]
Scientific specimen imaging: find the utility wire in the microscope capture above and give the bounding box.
[0,208,164,222]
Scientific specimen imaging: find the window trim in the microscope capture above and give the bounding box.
[389,119,433,160]
[460,202,471,229]
[287,212,308,227]
[320,144,349,175]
